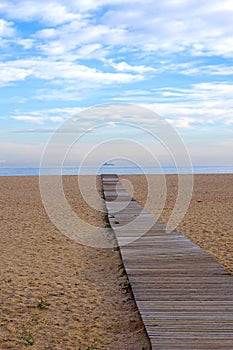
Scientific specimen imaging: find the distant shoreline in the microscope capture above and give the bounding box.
[0,164,233,176]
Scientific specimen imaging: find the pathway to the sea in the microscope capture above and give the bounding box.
[101,174,233,349]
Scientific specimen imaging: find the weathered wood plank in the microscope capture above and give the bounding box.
[101,174,233,349]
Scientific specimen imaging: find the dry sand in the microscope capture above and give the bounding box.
[121,174,233,274]
[0,176,150,350]
[1,174,233,349]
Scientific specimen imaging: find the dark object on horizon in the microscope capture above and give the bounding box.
[103,162,115,166]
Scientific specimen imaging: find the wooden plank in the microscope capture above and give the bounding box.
[101,174,233,349]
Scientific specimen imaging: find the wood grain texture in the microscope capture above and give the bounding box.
[102,174,233,349]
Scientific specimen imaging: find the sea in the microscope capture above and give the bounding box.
[0,165,233,176]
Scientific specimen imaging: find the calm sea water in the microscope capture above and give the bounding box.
[0,165,233,176]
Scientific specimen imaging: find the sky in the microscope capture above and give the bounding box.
[0,0,233,167]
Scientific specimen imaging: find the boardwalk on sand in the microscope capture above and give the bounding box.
[101,174,233,349]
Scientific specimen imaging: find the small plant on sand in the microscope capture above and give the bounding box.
[101,187,112,229]
[119,280,132,293]
[37,298,50,310]
[125,296,134,302]
[118,263,127,277]
[104,210,112,229]
[105,222,111,228]
[21,325,34,347]
[141,342,146,350]
[118,263,132,293]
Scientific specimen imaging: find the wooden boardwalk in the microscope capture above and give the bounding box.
[101,174,233,349]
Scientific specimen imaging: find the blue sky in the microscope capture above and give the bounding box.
[0,0,233,167]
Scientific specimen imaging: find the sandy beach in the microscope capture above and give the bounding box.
[0,176,150,350]
[1,174,233,349]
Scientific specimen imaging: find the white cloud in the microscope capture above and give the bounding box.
[166,117,197,129]
[17,38,34,49]
[35,88,82,101]
[1,0,233,94]
[12,115,44,124]
[0,18,14,37]
[107,61,233,78]
[36,21,127,58]
[0,1,80,25]
[205,65,233,76]
[0,62,32,86]
[148,82,233,127]
[106,59,155,74]
[1,0,233,58]
[0,57,145,86]
[123,90,152,96]
[10,107,84,125]
[49,116,64,123]
[106,121,117,127]
[76,43,107,59]
[111,82,233,129]
[35,28,57,39]
[164,63,233,77]
[101,0,233,57]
